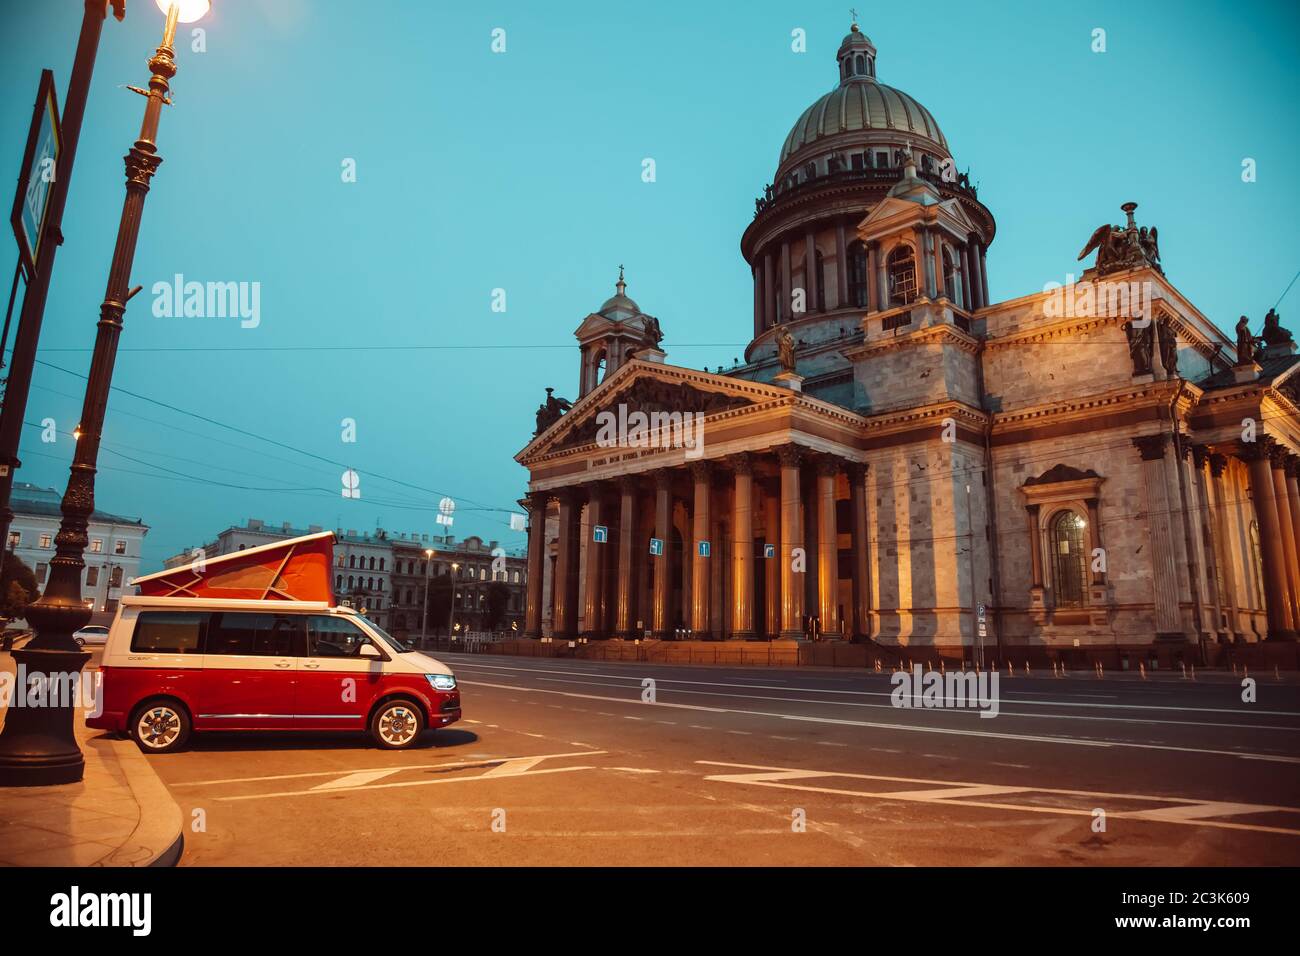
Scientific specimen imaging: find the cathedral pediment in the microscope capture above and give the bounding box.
[518,361,792,461]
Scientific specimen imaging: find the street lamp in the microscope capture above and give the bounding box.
[0,0,210,786]
[419,548,433,648]
[447,561,459,648]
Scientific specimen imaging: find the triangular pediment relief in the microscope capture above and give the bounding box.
[518,361,794,462]
[858,195,975,241]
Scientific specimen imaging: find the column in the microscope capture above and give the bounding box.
[780,239,791,323]
[1133,435,1185,638]
[1287,456,1300,621]
[875,241,889,311]
[1026,504,1043,588]
[1208,453,1241,637]
[583,485,607,638]
[778,444,805,639]
[914,225,935,299]
[615,477,637,636]
[690,461,712,638]
[1240,441,1296,639]
[816,455,842,637]
[979,242,990,306]
[932,229,945,299]
[1085,496,1106,585]
[960,243,973,311]
[847,463,871,640]
[764,482,781,638]
[762,251,774,329]
[730,453,755,640]
[523,493,548,638]
[967,236,983,310]
[805,232,819,315]
[1190,446,1224,634]
[835,221,848,309]
[652,470,674,639]
[553,489,581,638]
[866,240,879,311]
[752,263,761,338]
[1269,446,1300,627]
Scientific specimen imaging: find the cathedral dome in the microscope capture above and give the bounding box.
[777,25,948,173]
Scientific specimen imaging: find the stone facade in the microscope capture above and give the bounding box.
[514,22,1300,667]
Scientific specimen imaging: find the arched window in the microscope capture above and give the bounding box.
[368,556,375,570]
[942,247,958,301]
[1050,510,1088,608]
[855,54,865,75]
[846,240,868,308]
[348,555,355,568]
[348,576,354,590]
[887,244,917,306]
[814,250,826,312]
[335,575,342,589]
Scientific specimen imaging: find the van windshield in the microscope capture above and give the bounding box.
[359,619,413,654]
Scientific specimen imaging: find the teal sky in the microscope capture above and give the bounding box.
[2,0,1297,571]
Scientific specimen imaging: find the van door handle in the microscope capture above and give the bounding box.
[303,662,321,669]
[274,660,292,668]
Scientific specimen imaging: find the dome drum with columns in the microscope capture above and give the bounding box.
[741,24,996,381]
[515,21,1300,668]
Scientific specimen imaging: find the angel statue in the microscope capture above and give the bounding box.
[776,325,797,374]
[1077,223,1127,275]
[1235,315,1256,365]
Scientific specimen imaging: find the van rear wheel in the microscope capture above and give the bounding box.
[370,699,424,749]
[130,700,191,754]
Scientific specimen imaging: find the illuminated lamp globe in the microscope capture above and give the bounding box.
[156,0,211,23]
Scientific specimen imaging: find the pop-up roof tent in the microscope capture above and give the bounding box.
[132,531,336,603]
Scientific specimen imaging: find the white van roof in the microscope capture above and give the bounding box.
[119,595,348,613]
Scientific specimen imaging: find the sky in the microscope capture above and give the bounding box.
[1,0,1297,573]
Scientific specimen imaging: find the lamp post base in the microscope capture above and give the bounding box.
[0,646,92,786]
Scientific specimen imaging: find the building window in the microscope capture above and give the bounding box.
[86,566,99,587]
[887,244,917,306]
[854,54,864,75]
[115,540,127,555]
[7,532,18,549]
[876,150,890,168]
[109,566,123,588]
[348,555,356,568]
[348,576,355,590]
[814,250,826,312]
[36,562,48,582]
[379,558,385,571]
[850,152,865,171]
[39,533,52,549]
[846,240,868,309]
[336,575,343,589]
[90,539,103,553]
[1050,510,1088,608]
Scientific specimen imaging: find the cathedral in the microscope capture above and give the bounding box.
[515,23,1300,668]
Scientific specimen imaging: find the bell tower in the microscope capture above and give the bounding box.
[573,267,665,398]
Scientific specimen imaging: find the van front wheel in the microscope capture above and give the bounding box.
[370,700,424,749]
[130,700,191,754]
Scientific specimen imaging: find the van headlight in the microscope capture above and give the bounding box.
[425,673,457,691]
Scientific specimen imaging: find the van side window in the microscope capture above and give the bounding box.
[131,612,207,654]
[208,613,303,657]
[306,616,374,658]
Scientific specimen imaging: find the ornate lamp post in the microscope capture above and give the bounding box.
[0,0,211,786]
[447,562,460,648]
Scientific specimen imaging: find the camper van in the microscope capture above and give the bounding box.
[87,595,461,753]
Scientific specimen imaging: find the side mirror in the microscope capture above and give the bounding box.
[359,643,382,659]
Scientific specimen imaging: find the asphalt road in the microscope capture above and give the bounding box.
[104,649,1300,866]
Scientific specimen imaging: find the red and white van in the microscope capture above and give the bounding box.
[86,533,460,753]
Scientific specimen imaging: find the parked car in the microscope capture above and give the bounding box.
[86,596,461,753]
[74,625,110,647]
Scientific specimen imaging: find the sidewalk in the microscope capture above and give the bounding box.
[0,653,183,867]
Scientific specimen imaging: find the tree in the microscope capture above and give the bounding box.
[484,581,511,631]
[0,555,39,620]
[423,572,454,634]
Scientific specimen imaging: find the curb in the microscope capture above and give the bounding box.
[94,737,184,867]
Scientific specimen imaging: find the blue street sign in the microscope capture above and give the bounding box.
[698,541,710,557]
[649,538,664,556]
[593,525,608,543]
[763,544,776,558]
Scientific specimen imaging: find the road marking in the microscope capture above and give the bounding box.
[311,769,402,791]
[611,767,660,774]
[727,730,751,736]
[218,765,596,801]
[453,660,1300,717]
[817,741,848,747]
[482,756,545,776]
[174,750,606,788]
[458,679,1300,763]
[698,761,1300,837]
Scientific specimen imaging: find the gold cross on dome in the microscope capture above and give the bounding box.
[850,7,858,24]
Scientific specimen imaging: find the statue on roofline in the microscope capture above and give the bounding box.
[533,387,572,437]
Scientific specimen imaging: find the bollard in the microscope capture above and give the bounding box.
[1024,661,1030,676]
[1007,661,1012,678]
[1180,662,1187,679]
[1139,662,1146,680]
[1190,664,1195,681]
[1232,663,1238,675]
